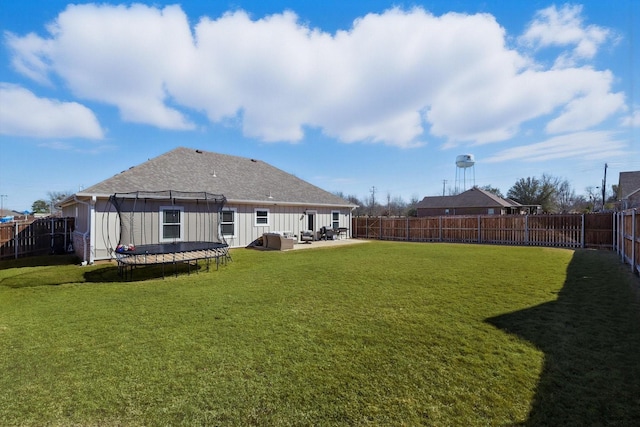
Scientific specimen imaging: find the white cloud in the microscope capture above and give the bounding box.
[621,110,640,127]
[519,4,612,68]
[5,4,625,147]
[484,131,627,163]
[544,69,625,134]
[0,83,104,139]
[5,32,53,86]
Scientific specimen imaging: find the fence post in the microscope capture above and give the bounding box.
[14,221,18,259]
[581,214,585,249]
[525,215,529,245]
[620,211,627,262]
[478,216,481,243]
[50,217,55,254]
[64,218,68,252]
[406,217,409,241]
[365,217,368,239]
[612,212,617,254]
[632,209,637,274]
[439,216,443,242]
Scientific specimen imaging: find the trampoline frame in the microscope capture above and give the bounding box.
[109,191,230,280]
[115,242,230,280]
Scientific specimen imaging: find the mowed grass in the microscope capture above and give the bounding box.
[1,241,639,426]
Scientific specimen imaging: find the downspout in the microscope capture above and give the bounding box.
[73,195,96,264]
[350,206,356,238]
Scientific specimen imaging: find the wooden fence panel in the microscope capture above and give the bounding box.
[352,213,613,250]
[615,209,639,274]
[406,217,440,241]
[526,215,582,248]
[584,213,613,248]
[0,218,75,260]
[480,216,526,245]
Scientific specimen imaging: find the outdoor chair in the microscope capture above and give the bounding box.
[319,226,337,240]
[300,230,314,243]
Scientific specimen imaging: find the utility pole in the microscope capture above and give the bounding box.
[386,192,391,217]
[0,194,7,214]
[370,186,376,216]
[601,163,608,210]
[442,180,447,196]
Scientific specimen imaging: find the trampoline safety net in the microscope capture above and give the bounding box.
[108,191,231,279]
[109,190,227,249]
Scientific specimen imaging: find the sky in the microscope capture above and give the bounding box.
[0,0,638,211]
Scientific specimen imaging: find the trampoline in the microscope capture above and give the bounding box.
[109,191,230,279]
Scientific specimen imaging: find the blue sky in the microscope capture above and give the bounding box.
[0,0,638,211]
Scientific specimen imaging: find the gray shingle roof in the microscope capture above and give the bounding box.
[416,187,519,209]
[78,147,354,207]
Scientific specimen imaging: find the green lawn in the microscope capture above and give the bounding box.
[1,242,639,426]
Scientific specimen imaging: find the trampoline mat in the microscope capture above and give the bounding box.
[123,241,227,255]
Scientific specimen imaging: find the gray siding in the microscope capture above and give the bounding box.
[228,203,352,247]
[66,197,353,260]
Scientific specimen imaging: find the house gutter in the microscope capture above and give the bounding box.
[73,195,96,264]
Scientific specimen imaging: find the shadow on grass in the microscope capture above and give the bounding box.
[486,250,640,426]
[0,254,80,270]
[0,255,212,288]
[83,262,208,283]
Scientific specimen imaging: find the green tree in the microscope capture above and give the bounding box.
[507,177,542,205]
[507,174,566,212]
[31,199,49,213]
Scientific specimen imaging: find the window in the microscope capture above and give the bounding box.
[331,211,340,229]
[488,208,495,215]
[254,208,269,226]
[160,206,183,241]
[221,209,236,237]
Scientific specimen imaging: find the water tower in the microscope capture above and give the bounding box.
[455,154,475,193]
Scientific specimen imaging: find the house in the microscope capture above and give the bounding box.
[415,187,539,217]
[617,171,640,210]
[59,147,357,263]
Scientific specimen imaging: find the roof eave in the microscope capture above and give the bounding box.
[63,193,357,209]
[225,199,357,209]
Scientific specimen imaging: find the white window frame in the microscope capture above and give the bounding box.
[220,208,237,238]
[254,208,270,227]
[159,206,184,242]
[331,210,340,229]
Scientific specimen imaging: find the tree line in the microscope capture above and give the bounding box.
[335,174,618,217]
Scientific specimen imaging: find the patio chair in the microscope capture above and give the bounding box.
[300,230,314,244]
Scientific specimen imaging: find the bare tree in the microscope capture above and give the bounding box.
[479,185,504,198]
[405,194,420,217]
[556,180,576,213]
[47,191,69,217]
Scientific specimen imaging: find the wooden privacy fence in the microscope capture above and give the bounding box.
[0,217,75,260]
[352,213,613,249]
[614,209,639,274]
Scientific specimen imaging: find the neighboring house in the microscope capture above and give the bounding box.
[59,147,357,263]
[617,171,640,210]
[415,187,539,217]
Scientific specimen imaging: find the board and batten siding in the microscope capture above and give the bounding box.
[64,196,353,260]
[226,203,352,248]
